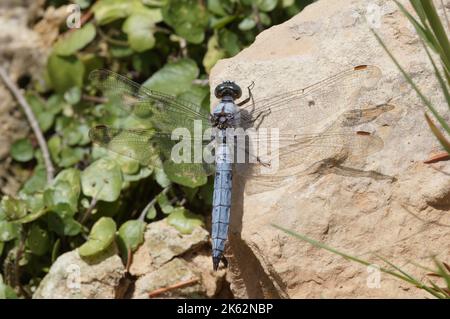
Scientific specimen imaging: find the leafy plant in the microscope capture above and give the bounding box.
[373,0,450,153]
[0,0,312,298]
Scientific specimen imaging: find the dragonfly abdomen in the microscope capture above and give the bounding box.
[211,141,233,271]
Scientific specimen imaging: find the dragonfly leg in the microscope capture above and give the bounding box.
[237,81,255,107]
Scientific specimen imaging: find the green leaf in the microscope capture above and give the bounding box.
[21,166,47,194]
[93,0,158,25]
[11,138,34,162]
[118,220,146,251]
[123,9,162,52]
[162,0,209,44]
[44,177,80,216]
[0,275,18,299]
[53,23,96,56]
[163,161,208,188]
[0,220,20,242]
[78,217,117,257]
[123,166,153,182]
[156,191,174,214]
[238,16,256,31]
[257,0,278,12]
[143,58,199,96]
[219,29,240,56]
[81,158,123,202]
[27,224,50,256]
[154,167,171,188]
[63,87,82,105]
[207,0,228,16]
[58,147,85,167]
[166,207,204,234]
[203,34,226,73]
[1,196,27,221]
[145,205,157,220]
[47,54,85,93]
[47,212,82,236]
[26,93,55,132]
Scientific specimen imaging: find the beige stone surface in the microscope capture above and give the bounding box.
[130,220,226,298]
[210,0,450,298]
[33,245,125,299]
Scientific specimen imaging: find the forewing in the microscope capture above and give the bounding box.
[239,65,382,131]
[89,70,211,133]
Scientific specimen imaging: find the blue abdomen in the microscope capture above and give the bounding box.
[211,142,233,270]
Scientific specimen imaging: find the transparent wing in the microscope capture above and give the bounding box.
[238,65,382,131]
[89,125,215,175]
[234,103,393,193]
[89,70,211,133]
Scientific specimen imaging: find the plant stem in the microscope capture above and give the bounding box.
[138,187,169,222]
[79,197,98,224]
[0,67,55,183]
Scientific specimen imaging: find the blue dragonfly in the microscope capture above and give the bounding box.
[88,65,390,270]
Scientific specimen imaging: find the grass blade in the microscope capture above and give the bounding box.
[424,113,450,154]
[372,30,450,134]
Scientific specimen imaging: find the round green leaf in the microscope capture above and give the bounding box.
[219,29,240,56]
[53,23,96,56]
[11,138,34,162]
[257,0,278,12]
[44,180,79,215]
[157,192,174,214]
[47,54,85,93]
[203,34,226,73]
[238,16,256,31]
[166,207,204,234]
[0,196,27,221]
[78,217,117,257]
[58,147,85,168]
[47,212,82,236]
[63,87,82,105]
[81,158,123,202]
[118,220,146,251]
[142,58,199,96]
[27,224,50,256]
[0,275,18,299]
[123,9,161,52]
[145,205,157,220]
[162,0,209,44]
[0,221,20,242]
[163,161,207,188]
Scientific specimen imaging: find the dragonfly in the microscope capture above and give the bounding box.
[88,65,391,271]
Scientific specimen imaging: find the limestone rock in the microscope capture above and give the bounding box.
[130,220,225,298]
[129,219,209,276]
[210,0,450,298]
[33,246,125,299]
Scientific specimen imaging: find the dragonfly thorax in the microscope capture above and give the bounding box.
[211,97,239,129]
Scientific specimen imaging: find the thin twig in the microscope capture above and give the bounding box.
[79,197,98,224]
[82,94,107,104]
[138,187,169,222]
[148,278,199,298]
[0,67,55,183]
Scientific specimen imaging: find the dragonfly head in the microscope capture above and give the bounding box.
[215,81,242,100]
